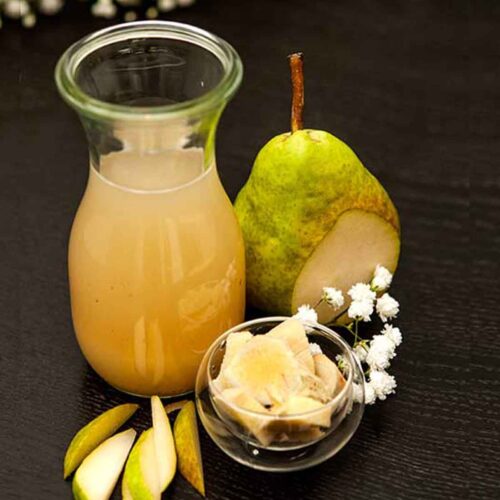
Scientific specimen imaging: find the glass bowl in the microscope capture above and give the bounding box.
[195,316,365,471]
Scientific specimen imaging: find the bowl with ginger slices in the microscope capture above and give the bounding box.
[195,317,365,471]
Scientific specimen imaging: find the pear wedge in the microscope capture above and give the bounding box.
[72,428,136,500]
[122,428,160,500]
[64,403,139,479]
[151,396,176,492]
[267,319,314,372]
[173,401,205,497]
[164,399,189,415]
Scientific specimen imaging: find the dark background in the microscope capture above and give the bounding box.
[1,0,497,498]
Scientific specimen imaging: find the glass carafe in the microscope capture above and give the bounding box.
[55,22,245,397]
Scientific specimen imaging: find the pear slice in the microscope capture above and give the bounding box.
[122,428,160,500]
[267,319,315,372]
[273,395,332,428]
[173,401,205,497]
[223,336,301,406]
[298,369,331,403]
[164,399,189,415]
[313,353,346,397]
[213,331,254,390]
[215,387,275,446]
[72,428,136,500]
[151,396,176,492]
[64,403,139,479]
[292,209,400,324]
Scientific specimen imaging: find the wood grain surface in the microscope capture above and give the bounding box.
[1,1,497,498]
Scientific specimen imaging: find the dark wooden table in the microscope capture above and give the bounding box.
[1,1,497,498]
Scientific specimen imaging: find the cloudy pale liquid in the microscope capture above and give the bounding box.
[69,150,245,396]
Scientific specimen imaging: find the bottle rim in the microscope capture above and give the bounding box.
[55,21,243,122]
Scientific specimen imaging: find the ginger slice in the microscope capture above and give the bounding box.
[313,353,346,398]
[223,336,301,406]
[267,318,315,373]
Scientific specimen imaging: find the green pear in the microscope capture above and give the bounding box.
[122,428,161,500]
[72,428,136,500]
[64,403,139,479]
[151,396,177,492]
[234,54,400,323]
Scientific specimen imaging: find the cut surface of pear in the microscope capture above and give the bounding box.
[122,428,160,500]
[267,318,314,372]
[293,209,400,323]
[173,401,205,497]
[64,403,139,479]
[151,396,176,492]
[215,387,275,446]
[224,336,301,406]
[72,428,136,500]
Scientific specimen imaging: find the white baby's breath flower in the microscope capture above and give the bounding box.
[293,304,318,324]
[369,370,397,400]
[157,0,176,11]
[352,383,363,403]
[371,264,393,292]
[309,342,322,356]
[348,283,376,303]
[347,299,374,322]
[91,0,117,18]
[364,383,377,405]
[376,293,400,322]
[382,324,402,347]
[21,11,35,27]
[322,287,344,309]
[39,0,63,15]
[354,343,368,362]
[4,0,29,18]
[366,334,396,370]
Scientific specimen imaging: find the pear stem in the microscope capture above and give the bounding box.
[288,52,304,133]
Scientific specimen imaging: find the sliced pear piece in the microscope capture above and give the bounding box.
[213,331,254,391]
[274,396,332,428]
[223,336,301,406]
[173,401,205,497]
[215,387,275,446]
[122,428,160,500]
[267,318,314,372]
[151,396,176,492]
[72,428,136,500]
[292,209,400,324]
[313,353,346,397]
[164,399,189,415]
[298,369,331,403]
[221,331,254,371]
[64,403,139,479]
